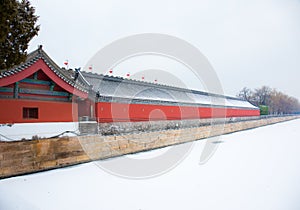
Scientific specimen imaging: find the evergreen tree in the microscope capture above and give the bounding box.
[0,0,39,70]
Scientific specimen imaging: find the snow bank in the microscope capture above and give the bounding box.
[0,122,79,141]
[0,119,300,210]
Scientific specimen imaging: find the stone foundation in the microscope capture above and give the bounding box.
[1,115,299,178]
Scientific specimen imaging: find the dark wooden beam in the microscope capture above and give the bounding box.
[13,82,19,98]
[19,88,69,97]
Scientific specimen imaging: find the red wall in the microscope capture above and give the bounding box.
[96,102,260,122]
[0,99,78,123]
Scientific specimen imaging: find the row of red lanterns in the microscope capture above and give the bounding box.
[64,61,157,82]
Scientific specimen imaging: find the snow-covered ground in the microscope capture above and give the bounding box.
[1,119,300,210]
[0,122,79,141]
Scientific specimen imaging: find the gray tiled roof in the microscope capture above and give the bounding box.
[81,71,258,109]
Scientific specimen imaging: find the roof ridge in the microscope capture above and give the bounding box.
[81,71,247,102]
[0,46,89,93]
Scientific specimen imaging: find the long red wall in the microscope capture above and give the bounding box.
[0,99,78,123]
[96,102,260,122]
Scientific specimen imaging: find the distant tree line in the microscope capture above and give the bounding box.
[237,86,300,114]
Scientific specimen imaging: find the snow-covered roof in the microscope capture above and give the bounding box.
[81,71,258,109]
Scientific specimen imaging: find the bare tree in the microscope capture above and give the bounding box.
[237,87,254,103]
[237,86,300,114]
[253,86,272,106]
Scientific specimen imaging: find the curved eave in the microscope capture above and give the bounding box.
[0,59,88,99]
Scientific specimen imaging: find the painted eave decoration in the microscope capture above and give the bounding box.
[0,45,88,99]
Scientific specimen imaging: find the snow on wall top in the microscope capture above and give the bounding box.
[81,71,258,109]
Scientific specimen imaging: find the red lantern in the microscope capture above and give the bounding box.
[109,69,113,74]
[126,73,130,77]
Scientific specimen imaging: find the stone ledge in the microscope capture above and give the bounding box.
[0,116,299,179]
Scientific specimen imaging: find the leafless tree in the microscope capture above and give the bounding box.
[237,87,254,104]
[253,86,272,106]
[237,86,300,114]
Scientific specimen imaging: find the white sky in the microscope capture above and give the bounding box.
[28,0,300,99]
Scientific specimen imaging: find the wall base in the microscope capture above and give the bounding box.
[0,115,299,178]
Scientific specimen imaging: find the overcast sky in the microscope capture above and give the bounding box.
[28,0,300,99]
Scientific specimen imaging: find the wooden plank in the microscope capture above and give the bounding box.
[18,95,70,102]
[19,88,69,96]
[21,78,51,86]
[0,87,13,93]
